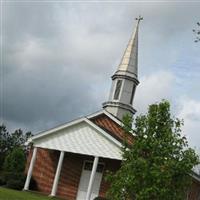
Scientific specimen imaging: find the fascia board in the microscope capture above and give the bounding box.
[84,118,122,148]
[86,109,123,127]
[86,110,104,119]
[28,116,122,150]
[102,110,123,126]
[30,118,85,142]
[191,173,200,182]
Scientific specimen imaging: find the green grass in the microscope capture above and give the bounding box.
[0,187,61,200]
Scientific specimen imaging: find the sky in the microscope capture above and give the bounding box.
[1,1,200,154]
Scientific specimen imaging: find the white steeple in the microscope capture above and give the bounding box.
[102,16,143,121]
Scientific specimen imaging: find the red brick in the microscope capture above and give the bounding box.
[91,113,134,145]
[25,113,200,200]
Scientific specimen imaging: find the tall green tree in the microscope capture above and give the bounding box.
[3,147,26,173]
[3,147,26,189]
[0,125,10,168]
[0,124,31,170]
[106,100,199,200]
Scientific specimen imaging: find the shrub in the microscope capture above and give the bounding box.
[93,197,109,200]
[3,147,25,172]
[7,179,23,190]
[0,173,6,186]
[3,171,26,190]
[3,147,26,190]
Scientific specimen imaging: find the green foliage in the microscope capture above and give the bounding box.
[0,125,10,170]
[2,147,26,189]
[0,125,32,188]
[3,147,26,172]
[106,100,199,200]
[0,124,32,170]
[0,171,6,186]
[3,172,26,190]
[121,114,133,148]
[93,197,109,200]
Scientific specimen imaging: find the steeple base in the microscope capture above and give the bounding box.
[102,101,136,121]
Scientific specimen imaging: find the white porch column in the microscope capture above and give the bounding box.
[50,151,65,197]
[23,147,37,191]
[86,156,99,200]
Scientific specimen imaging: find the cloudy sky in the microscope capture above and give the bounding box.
[1,1,200,153]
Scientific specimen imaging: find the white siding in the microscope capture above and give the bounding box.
[33,121,122,160]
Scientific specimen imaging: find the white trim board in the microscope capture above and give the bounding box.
[29,109,123,144]
[29,117,122,148]
[86,109,122,127]
[32,120,122,160]
[28,117,84,142]
[191,173,200,182]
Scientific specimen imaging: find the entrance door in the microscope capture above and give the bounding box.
[76,161,104,200]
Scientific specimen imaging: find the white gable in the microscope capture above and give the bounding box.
[33,120,122,160]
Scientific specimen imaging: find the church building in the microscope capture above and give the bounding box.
[24,18,200,200]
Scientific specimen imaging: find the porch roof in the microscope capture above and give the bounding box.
[28,113,123,160]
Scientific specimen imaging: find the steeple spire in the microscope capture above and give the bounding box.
[102,17,143,121]
[116,16,143,80]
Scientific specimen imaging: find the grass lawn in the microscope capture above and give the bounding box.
[0,187,61,200]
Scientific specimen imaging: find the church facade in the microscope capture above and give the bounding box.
[24,19,200,200]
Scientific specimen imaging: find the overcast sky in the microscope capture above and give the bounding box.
[1,1,200,153]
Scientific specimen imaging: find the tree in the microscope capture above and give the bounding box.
[0,124,32,170]
[106,100,199,200]
[3,147,26,189]
[193,22,200,42]
[3,147,26,173]
[0,125,31,188]
[0,125,10,169]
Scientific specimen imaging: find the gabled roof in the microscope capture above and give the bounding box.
[89,111,134,145]
[28,110,126,160]
[29,109,127,145]
[87,109,123,126]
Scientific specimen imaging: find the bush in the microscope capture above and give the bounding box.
[3,172,26,190]
[3,147,25,172]
[7,177,25,190]
[0,173,6,186]
[93,197,109,200]
[3,147,26,190]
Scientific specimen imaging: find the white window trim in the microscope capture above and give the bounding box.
[82,160,105,173]
[112,79,124,101]
[76,159,105,200]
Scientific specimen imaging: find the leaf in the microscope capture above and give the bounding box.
[106,100,199,200]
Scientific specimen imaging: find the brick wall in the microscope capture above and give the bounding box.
[188,179,200,200]
[25,147,200,200]
[25,148,59,194]
[91,114,134,145]
[56,152,86,200]
[25,148,121,199]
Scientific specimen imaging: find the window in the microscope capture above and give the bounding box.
[130,84,136,104]
[114,80,122,100]
[84,161,104,173]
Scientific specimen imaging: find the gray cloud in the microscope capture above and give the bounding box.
[1,1,200,149]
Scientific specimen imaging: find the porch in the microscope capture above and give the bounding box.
[24,147,121,200]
